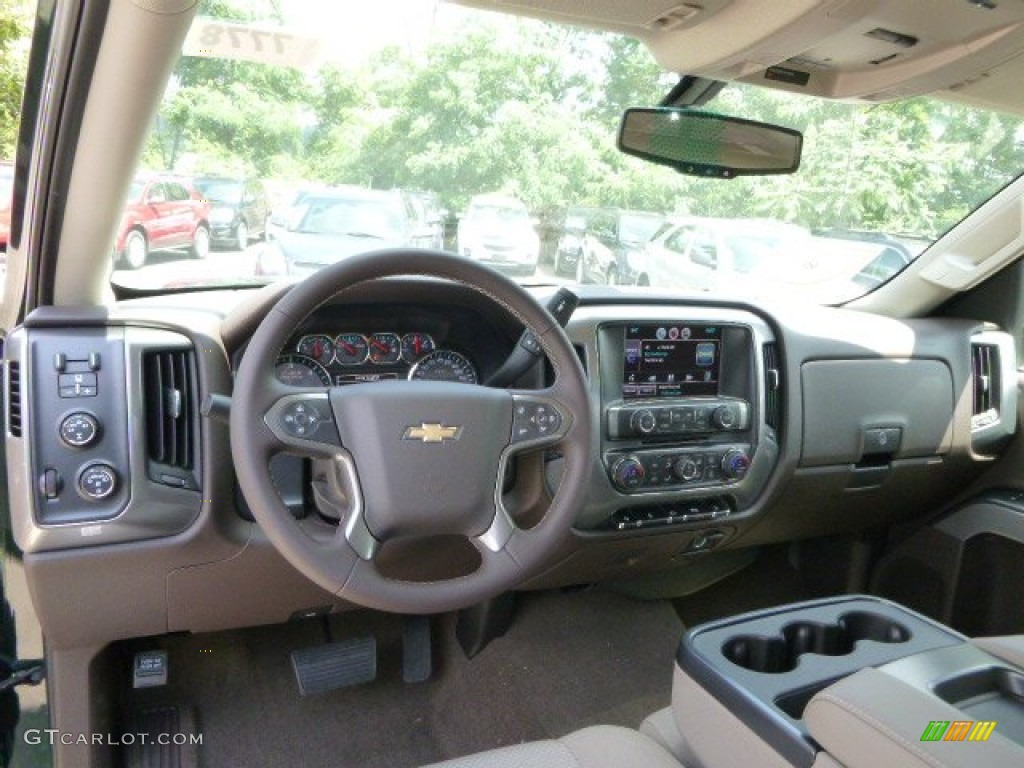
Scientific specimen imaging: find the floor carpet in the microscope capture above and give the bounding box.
[123,588,682,768]
[671,546,810,628]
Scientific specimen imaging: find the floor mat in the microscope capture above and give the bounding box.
[125,588,681,768]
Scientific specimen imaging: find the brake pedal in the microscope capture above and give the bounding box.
[402,615,432,683]
[291,636,376,695]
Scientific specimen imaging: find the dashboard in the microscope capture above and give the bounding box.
[3,278,1019,647]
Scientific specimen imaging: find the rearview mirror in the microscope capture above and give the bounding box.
[618,108,802,179]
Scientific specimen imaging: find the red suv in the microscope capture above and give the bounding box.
[114,176,211,269]
[0,161,13,251]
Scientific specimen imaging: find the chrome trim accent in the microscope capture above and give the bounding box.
[969,329,1018,455]
[334,451,378,560]
[477,393,571,553]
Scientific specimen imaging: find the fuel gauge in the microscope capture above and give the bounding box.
[368,332,401,365]
[334,333,369,365]
[401,332,435,363]
[297,334,335,364]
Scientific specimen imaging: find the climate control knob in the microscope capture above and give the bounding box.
[673,458,700,481]
[630,409,657,435]
[611,456,646,490]
[77,462,118,501]
[59,412,101,448]
[712,405,738,430]
[721,449,751,480]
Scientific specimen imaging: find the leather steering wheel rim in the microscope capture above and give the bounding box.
[230,249,593,614]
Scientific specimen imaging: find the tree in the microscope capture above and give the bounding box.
[0,3,28,159]
[143,0,309,176]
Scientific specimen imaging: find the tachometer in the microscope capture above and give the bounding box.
[334,332,369,365]
[297,334,335,364]
[275,354,332,387]
[368,332,401,365]
[408,350,478,384]
[401,332,435,363]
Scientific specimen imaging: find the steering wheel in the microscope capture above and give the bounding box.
[231,249,593,614]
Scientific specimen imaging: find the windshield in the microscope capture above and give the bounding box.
[195,180,242,204]
[110,0,1024,303]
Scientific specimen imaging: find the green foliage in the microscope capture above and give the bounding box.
[0,3,28,159]
[143,8,1024,239]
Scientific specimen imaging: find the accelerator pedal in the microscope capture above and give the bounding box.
[291,636,377,696]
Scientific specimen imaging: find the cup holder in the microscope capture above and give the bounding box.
[722,612,911,673]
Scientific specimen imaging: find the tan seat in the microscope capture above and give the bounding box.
[421,725,686,768]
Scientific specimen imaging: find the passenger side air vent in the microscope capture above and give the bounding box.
[6,360,21,437]
[971,342,1000,428]
[143,349,200,489]
[762,343,782,433]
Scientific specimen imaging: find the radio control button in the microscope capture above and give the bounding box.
[713,405,738,429]
[630,409,657,435]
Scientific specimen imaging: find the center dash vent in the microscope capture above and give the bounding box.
[762,343,782,432]
[143,349,200,489]
[6,361,21,437]
[971,342,1000,427]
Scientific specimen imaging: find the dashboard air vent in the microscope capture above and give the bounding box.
[762,343,781,432]
[6,361,21,437]
[143,349,200,488]
[971,342,999,425]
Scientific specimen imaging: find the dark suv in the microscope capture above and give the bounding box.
[555,207,665,285]
[193,177,271,251]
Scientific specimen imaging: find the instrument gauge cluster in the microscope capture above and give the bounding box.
[276,330,478,386]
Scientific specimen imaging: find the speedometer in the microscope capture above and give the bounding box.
[408,350,478,384]
[275,354,332,387]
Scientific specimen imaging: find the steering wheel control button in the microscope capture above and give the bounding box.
[266,394,341,450]
[282,401,322,437]
[512,399,564,443]
[77,463,118,501]
[59,412,101,448]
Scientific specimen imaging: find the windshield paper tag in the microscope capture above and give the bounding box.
[184,19,325,70]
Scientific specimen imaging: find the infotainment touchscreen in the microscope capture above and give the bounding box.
[622,323,721,398]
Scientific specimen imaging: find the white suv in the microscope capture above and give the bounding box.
[457,194,540,276]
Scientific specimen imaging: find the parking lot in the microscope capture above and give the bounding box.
[111,244,562,290]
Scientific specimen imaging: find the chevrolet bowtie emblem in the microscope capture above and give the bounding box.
[403,423,463,443]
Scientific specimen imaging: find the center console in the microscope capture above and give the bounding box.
[671,596,1024,768]
[580,309,779,539]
